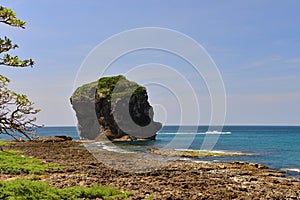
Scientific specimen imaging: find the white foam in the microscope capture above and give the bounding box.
[205,131,232,134]
[92,142,132,153]
[179,157,192,161]
[178,157,211,164]
[158,131,232,135]
[158,132,200,135]
[193,160,212,164]
[281,168,300,173]
[101,145,131,153]
[174,149,238,154]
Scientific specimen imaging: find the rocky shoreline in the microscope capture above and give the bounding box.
[3,140,300,199]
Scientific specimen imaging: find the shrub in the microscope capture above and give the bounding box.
[0,150,61,175]
[0,179,132,199]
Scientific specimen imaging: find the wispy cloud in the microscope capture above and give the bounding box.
[263,75,299,82]
[242,56,300,70]
[285,58,300,64]
[243,56,282,69]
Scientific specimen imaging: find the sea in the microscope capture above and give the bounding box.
[1,125,299,178]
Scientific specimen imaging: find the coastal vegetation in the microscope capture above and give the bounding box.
[0,179,131,200]
[71,81,98,99]
[0,141,132,199]
[72,75,146,103]
[0,140,8,147]
[0,148,61,175]
[0,6,40,141]
[97,75,146,102]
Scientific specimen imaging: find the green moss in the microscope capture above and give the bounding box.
[0,140,9,147]
[145,194,155,200]
[0,178,132,199]
[97,75,125,98]
[0,150,62,175]
[71,81,98,99]
[71,75,146,103]
[97,75,146,102]
[182,150,225,157]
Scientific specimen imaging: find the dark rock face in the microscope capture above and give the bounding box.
[70,75,162,141]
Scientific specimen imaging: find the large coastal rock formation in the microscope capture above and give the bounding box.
[70,75,162,141]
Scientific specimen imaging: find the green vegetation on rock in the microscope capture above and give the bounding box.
[182,150,226,157]
[0,140,9,147]
[72,75,146,103]
[0,149,61,175]
[97,75,146,100]
[0,178,132,200]
[71,81,98,100]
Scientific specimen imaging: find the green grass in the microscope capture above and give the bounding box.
[0,150,62,175]
[0,178,132,200]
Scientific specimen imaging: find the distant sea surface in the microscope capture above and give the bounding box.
[1,126,299,178]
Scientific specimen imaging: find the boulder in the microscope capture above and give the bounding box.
[70,75,162,141]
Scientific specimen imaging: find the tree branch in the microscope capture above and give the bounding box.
[0,6,26,28]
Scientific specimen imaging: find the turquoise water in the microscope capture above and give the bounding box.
[1,126,299,177]
[159,126,300,170]
[162,126,300,178]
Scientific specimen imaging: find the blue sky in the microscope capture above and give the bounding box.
[1,0,300,126]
